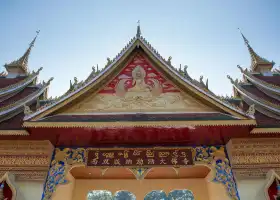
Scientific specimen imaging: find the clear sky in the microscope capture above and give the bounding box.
[0,1,279,97]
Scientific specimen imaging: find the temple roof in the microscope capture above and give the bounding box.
[0,32,53,133]
[4,31,39,75]
[228,67,280,131]
[24,25,252,123]
[239,29,274,72]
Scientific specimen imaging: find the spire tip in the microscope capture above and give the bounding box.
[136,20,141,38]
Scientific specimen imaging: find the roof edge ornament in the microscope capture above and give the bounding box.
[136,20,141,38]
[246,104,255,116]
[5,30,40,75]
[238,28,274,72]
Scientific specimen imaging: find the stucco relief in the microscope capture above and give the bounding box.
[64,55,214,113]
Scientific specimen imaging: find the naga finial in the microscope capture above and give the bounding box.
[199,75,204,84]
[237,65,245,73]
[74,77,78,85]
[105,57,112,67]
[46,77,54,85]
[167,56,172,65]
[92,66,96,74]
[227,75,235,84]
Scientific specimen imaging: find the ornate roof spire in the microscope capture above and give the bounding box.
[238,28,274,72]
[136,20,141,38]
[5,30,40,75]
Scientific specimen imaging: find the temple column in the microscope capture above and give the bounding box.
[226,138,280,200]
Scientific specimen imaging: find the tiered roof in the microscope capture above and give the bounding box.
[228,31,280,133]
[0,32,52,135]
[24,24,251,122]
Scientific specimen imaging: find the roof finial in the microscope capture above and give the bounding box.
[4,30,40,75]
[238,28,273,72]
[238,28,249,45]
[136,20,141,38]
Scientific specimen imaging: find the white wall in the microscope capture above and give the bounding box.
[236,178,266,200]
[16,181,44,200]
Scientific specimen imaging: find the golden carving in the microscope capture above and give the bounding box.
[0,140,53,181]
[0,156,49,166]
[62,64,217,113]
[227,138,280,178]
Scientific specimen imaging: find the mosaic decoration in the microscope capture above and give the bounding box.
[42,148,86,200]
[130,168,149,180]
[87,190,136,200]
[193,146,240,200]
[144,190,168,200]
[114,191,136,200]
[168,190,195,200]
[87,190,113,200]
[42,146,239,200]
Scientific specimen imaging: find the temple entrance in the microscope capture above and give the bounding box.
[50,165,230,200]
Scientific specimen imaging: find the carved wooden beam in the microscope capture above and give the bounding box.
[226,138,280,179]
[0,140,53,181]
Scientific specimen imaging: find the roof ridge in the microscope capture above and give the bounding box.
[26,28,251,120]
[238,65,280,91]
[228,75,280,110]
[0,67,42,96]
[0,77,53,116]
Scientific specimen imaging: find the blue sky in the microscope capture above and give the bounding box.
[0,1,279,97]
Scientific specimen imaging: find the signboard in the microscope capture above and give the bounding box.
[87,148,193,167]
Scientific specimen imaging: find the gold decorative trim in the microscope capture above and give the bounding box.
[251,128,280,134]
[0,130,29,136]
[226,138,280,179]
[23,119,256,128]
[0,140,54,181]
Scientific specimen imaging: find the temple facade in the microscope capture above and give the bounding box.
[0,26,279,200]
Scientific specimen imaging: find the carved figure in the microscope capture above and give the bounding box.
[246,104,255,116]
[115,65,162,97]
[23,104,32,115]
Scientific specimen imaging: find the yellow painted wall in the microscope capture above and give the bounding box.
[72,179,209,200]
[16,181,44,200]
[52,172,76,200]
[236,178,266,200]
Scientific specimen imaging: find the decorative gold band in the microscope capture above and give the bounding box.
[250,128,280,134]
[23,119,256,128]
[0,130,29,136]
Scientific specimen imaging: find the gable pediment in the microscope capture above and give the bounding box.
[25,36,251,121]
[62,53,215,114]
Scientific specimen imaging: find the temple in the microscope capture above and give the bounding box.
[0,25,279,200]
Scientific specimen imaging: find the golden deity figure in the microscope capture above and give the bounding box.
[115,65,162,99]
[128,65,150,93]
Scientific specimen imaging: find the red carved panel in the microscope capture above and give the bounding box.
[99,53,179,94]
[0,181,12,200]
[268,180,278,200]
